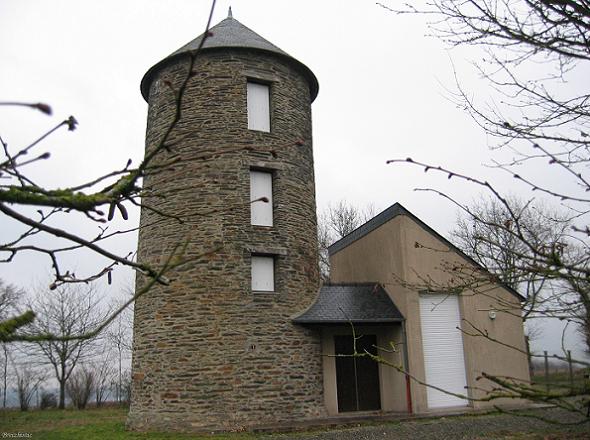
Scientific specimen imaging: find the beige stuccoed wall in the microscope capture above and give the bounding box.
[460,286,531,406]
[329,213,530,413]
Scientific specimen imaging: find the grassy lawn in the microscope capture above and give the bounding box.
[0,407,259,440]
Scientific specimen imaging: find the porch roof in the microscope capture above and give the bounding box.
[293,283,404,325]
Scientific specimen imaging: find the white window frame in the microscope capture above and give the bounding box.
[247,81,271,132]
[250,170,273,226]
[251,255,275,292]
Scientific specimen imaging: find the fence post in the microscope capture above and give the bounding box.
[567,350,574,389]
[544,350,549,392]
[525,336,534,378]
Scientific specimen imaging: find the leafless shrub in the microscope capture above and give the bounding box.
[92,356,115,407]
[14,367,43,411]
[39,390,57,409]
[66,366,94,409]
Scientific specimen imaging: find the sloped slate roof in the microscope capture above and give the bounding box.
[141,16,319,102]
[293,283,404,325]
[328,203,407,256]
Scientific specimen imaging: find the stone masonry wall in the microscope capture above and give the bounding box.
[127,49,325,432]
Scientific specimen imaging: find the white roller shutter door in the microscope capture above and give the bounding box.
[419,293,468,408]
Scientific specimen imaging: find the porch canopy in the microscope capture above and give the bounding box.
[293,283,404,325]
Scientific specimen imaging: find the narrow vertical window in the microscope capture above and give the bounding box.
[250,170,273,226]
[247,82,270,132]
[251,255,274,292]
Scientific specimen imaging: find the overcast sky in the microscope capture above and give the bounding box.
[1,0,587,360]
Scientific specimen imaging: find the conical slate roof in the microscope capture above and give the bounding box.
[140,16,319,102]
[171,16,289,59]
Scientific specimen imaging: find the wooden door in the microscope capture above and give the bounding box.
[334,334,381,412]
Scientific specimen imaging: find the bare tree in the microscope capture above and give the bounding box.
[0,279,20,319]
[0,280,21,407]
[317,217,334,282]
[106,304,132,404]
[561,259,590,354]
[326,201,362,238]
[382,0,590,419]
[452,196,573,317]
[92,354,115,407]
[318,201,376,280]
[1,344,9,408]
[0,0,221,343]
[379,0,590,158]
[24,285,104,409]
[451,195,579,374]
[118,368,132,406]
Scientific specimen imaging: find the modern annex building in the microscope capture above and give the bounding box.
[129,13,530,432]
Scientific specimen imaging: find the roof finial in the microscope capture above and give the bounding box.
[228,6,233,19]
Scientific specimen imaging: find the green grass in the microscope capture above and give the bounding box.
[0,407,261,440]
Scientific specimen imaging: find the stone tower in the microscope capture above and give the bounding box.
[128,13,324,431]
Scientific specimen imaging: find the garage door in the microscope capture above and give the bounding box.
[419,293,468,408]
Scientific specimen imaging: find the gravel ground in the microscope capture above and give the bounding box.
[270,408,589,440]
